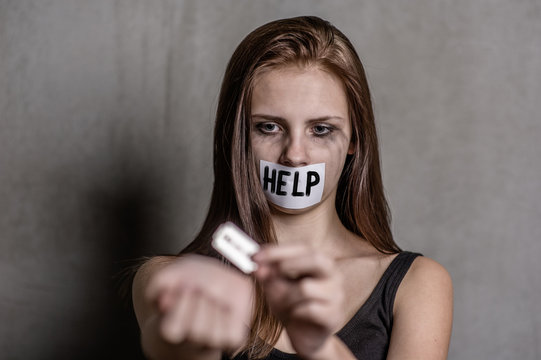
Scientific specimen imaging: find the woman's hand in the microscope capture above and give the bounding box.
[136,255,253,360]
[253,245,345,359]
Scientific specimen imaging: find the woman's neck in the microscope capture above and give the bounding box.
[270,200,356,258]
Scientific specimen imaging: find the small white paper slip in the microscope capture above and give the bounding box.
[211,222,260,274]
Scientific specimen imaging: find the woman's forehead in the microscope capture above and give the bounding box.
[251,65,348,120]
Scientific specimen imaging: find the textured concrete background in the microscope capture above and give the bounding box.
[1,0,540,359]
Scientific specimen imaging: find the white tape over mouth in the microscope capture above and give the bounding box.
[259,160,325,210]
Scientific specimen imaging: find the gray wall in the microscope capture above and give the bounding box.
[1,1,540,359]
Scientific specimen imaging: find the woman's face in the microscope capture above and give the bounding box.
[250,64,353,212]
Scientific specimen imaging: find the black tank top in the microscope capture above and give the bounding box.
[225,251,421,360]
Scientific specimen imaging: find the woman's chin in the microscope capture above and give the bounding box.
[268,202,319,215]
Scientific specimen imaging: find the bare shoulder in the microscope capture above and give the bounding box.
[387,255,453,360]
[401,256,452,298]
[395,255,453,316]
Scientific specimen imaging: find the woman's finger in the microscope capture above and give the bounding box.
[289,300,336,327]
[204,299,224,349]
[262,277,332,310]
[187,293,215,345]
[253,244,311,264]
[254,245,335,281]
[255,253,334,283]
[160,288,197,343]
[278,252,335,279]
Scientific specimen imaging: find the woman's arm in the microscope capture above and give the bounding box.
[132,255,253,360]
[387,257,454,360]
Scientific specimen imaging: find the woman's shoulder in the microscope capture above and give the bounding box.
[378,254,454,358]
[386,255,454,358]
[393,253,453,321]
[400,255,453,297]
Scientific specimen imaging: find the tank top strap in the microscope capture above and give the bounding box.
[379,251,422,319]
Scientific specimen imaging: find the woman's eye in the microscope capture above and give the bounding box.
[257,123,280,134]
[312,125,333,136]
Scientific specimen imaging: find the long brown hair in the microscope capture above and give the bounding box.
[180,16,400,358]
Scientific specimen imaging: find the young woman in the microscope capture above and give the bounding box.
[132,16,453,360]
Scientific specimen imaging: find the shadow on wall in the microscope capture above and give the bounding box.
[82,162,169,359]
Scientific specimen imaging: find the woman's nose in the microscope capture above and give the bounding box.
[279,134,310,167]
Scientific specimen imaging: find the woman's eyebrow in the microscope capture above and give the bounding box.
[251,114,345,122]
[251,114,286,122]
[306,116,345,124]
